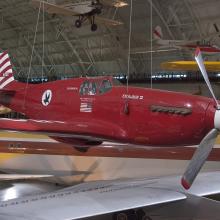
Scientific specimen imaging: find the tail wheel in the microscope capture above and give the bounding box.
[75,19,82,28]
[91,23,98,31]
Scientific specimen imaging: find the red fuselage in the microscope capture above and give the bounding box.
[0,76,216,147]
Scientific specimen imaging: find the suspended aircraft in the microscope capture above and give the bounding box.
[31,0,125,32]
[161,60,220,72]
[0,48,219,190]
[153,25,220,55]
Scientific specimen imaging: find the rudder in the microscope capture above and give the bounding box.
[153,26,163,40]
[0,50,14,89]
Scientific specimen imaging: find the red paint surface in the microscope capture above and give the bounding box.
[0,76,216,148]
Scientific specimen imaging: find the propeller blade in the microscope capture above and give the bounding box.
[182,128,218,189]
[195,47,219,108]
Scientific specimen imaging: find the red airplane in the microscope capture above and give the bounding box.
[0,48,219,189]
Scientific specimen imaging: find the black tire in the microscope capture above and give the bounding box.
[96,8,102,14]
[136,209,152,220]
[113,210,137,220]
[75,19,82,28]
[91,23,98,31]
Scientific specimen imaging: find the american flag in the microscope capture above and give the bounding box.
[0,51,14,89]
[80,102,93,112]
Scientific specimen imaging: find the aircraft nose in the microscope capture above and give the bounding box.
[214,108,220,130]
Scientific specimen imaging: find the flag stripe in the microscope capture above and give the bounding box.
[0,61,11,73]
[0,51,8,60]
[1,65,13,76]
[0,54,9,65]
[80,102,92,112]
[0,76,14,89]
[0,57,10,68]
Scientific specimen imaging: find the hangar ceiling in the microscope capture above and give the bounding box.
[0,0,220,80]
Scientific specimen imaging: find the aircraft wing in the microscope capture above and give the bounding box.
[31,0,80,16]
[95,16,123,26]
[161,61,220,72]
[0,172,220,219]
[0,118,123,143]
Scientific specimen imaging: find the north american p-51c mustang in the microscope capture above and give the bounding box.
[31,0,126,31]
[0,48,219,190]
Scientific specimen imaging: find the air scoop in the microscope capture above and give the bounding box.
[182,47,220,189]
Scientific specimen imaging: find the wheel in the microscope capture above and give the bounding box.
[136,209,152,220]
[91,23,98,31]
[74,147,89,153]
[75,19,82,28]
[113,210,137,220]
[96,8,102,14]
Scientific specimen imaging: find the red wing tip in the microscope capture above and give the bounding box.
[181,178,191,190]
[195,47,201,57]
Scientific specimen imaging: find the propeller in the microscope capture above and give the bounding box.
[181,47,220,189]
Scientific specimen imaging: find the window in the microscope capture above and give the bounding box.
[99,79,112,94]
[80,81,97,95]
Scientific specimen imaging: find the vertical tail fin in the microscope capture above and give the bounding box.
[153,26,163,40]
[0,51,14,89]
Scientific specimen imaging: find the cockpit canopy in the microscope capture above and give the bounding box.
[79,77,121,96]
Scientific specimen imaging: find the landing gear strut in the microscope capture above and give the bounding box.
[74,15,86,28]
[74,15,98,32]
[90,15,98,32]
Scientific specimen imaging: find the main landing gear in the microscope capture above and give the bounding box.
[74,15,98,32]
[112,209,152,220]
[90,15,97,32]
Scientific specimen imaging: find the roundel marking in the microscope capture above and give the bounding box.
[42,90,52,106]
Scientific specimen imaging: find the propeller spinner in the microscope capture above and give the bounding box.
[181,47,220,189]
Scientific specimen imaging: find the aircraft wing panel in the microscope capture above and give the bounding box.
[96,16,123,26]
[31,0,80,16]
[0,186,185,220]
[0,172,220,219]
